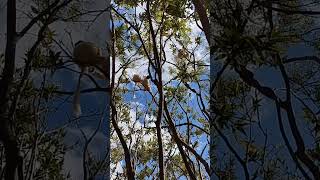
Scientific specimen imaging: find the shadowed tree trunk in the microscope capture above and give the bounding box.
[0,0,23,179]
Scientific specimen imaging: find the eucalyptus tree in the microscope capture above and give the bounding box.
[110,0,210,179]
[209,0,320,179]
[1,0,111,179]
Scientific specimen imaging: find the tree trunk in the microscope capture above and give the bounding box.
[0,0,22,179]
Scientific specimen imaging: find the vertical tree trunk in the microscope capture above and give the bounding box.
[0,0,22,180]
[192,0,210,42]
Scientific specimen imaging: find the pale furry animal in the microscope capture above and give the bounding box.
[132,74,150,91]
[72,41,107,117]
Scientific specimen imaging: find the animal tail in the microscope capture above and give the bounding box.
[73,68,84,118]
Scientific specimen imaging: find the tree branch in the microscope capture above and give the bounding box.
[17,0,60,39]
[192,0,210,42]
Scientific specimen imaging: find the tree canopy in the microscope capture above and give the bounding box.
[0,0,320,179]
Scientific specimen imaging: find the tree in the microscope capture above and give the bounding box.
[110,0,210,179]
[1,0,111,179]
[6,0,320,179]
[209,0,320,179]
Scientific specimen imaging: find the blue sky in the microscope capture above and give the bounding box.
[2,0,319,179]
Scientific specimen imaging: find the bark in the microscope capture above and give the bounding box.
[163,101,197,180]
[192,0,210,42]
[0,0,23,179]
[0,1,73,179]
[110,14,135,179]
[234,62,320,178]
[146,1,165,179]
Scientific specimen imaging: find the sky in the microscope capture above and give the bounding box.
[0,0,209,179]
[1,0,318,179]
[0,0,112,179]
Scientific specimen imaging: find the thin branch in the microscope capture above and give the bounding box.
[260,2,320,15]
[284,56,320,64]
[17,0,60,38]
[275,100,311,180]
[146,1,165,179]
